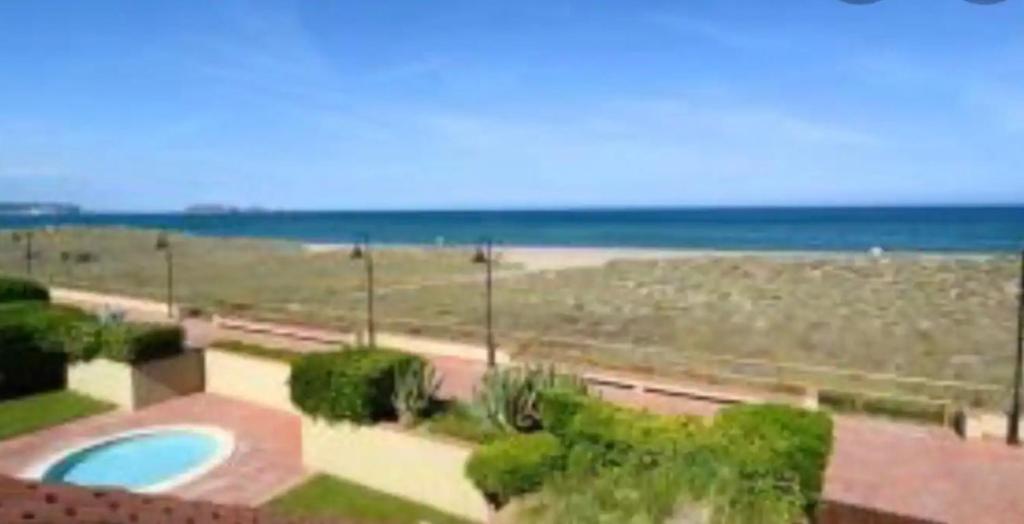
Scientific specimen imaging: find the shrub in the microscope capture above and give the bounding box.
[290,347,424,424]
[537,388,590,436]
[0,277,49,303]
[475,365,588,433]
[0,303,77,398]
[540,390,702,464]
[102,323,184,363]
[529,448,702,524]
[392,362,442,426]
[712,403,833,513]
[465,432,564,506]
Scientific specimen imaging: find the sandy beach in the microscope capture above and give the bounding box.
[303,242,1002,271]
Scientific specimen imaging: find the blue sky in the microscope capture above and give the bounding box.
[1,0,1022,211]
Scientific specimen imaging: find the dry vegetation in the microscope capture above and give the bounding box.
[1,227,1017,406]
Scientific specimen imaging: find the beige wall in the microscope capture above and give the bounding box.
[302,417,490,523]
[68,358,135,409]
[67,351,204,410]
[203,348,297,414]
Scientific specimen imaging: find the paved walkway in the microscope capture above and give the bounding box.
[0,394,306,506]
[825,415,1024,524]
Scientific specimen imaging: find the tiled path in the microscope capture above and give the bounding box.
[0,394,306,506]
[824,415,1024,524]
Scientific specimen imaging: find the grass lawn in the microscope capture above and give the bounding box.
[268,474,475,524]
[0,390,114,440]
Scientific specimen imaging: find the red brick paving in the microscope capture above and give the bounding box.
[0,393,307,507]
[824,415,1024,524]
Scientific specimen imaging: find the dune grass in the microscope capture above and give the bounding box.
[0,390,114,440]
[267,474,475,524]
[2,227,1018,408]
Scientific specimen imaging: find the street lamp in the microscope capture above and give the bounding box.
[1008,249,1024,445]
[154,232,174,318]
[472,237,496,368]
[11,230,34,276]
[350,234,376,347]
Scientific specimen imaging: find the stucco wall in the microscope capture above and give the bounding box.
[302,417,490,523]
[67,351,204,410]
[68,358,135,409]
[203,348,297,414]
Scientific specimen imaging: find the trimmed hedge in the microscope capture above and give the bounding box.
[103,323,184,363]
[539,389,701,463]
[0,303,81,399]
[290,347,424,424]
[712,403,834,511]
[0,277,49,304]
[465,432,564,506]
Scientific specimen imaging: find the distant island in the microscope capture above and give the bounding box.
[0,202,81,216]
[184,204,270,215]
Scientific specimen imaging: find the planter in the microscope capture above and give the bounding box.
[203,347,297,414]
[68,350,204,410]
[302,417,490,523]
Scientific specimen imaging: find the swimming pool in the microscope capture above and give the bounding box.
[27,426,234,492]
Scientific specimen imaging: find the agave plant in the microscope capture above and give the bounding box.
[475,364,588,433]
[392,363,443,427]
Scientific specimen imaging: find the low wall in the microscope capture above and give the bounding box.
[203,348,297,414]
[68,359,134,408]
[302,417,490,523]
[376,332,510,364]
[68,351,203,410]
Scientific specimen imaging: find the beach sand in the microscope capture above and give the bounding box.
[303,243,999,271]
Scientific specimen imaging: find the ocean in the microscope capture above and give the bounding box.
[0,206,1022,253]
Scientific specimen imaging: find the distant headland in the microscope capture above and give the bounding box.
[184,204,270,215]
[0,202,81,216]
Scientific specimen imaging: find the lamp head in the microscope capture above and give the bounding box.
[472,246,488,264]
[155,232,170,251]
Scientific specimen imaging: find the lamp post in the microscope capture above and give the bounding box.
[350,234,376,347]
[1009,249,1024,445]
[11,231,34,276]
[154,232,174,318]
[472,237,496,368]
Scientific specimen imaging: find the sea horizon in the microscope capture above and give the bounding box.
[1,205,1022,253]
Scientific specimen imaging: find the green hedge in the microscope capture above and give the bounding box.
[103,323,184,363]
[712,403,833,511]
[0,277,49,303]
[290,347,424,424]
[465,432,564,506]
[0,303,80,398]
[539,390,701,463]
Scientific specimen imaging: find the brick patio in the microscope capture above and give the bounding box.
[0,393,306,506]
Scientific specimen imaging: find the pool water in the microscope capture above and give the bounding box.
[42,430,222,491]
